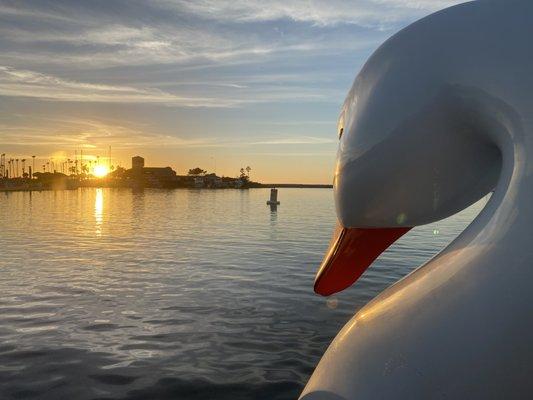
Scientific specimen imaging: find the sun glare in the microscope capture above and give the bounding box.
[93,165,109,178]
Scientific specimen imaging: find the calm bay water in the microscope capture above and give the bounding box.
[0,188,484,400]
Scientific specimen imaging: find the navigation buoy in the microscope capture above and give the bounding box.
[267,188,280,205]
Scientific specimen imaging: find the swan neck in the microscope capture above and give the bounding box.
[481,121,533,245]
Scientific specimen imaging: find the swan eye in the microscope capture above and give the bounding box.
[337,109,345,140]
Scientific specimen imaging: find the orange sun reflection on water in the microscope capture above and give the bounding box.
[94,188,103,237]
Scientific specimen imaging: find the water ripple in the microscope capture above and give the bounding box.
[0,188,484,399]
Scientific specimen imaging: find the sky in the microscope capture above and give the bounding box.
[0,0,465,183]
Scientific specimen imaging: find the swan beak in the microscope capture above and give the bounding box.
[314,222,411,296]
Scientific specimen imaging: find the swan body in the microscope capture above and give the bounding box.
[301,1,533,399]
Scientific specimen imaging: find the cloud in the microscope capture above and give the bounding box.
[0,65,344,107]
[0,66,245,107]
[165,0,466,27]
[250,136,336,145]
[0,1,465,71]
[0,24,239,68]
[0,114,213,151]
[0,1,395,70]
[0,111,335,151]
[0,24,376,71]
[0,4,73,22]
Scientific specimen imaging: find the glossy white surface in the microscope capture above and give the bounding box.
[301,1,533,398]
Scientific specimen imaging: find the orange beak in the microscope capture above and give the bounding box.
[314,222,411,296]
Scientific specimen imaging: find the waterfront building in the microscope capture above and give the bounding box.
[132,156,145,170]
[125,156,178,187]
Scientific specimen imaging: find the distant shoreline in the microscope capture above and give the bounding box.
[257,183,332,189]
[1,183,333,193]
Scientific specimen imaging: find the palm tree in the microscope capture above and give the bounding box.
[32,155,36,179]
[1,153,5,178]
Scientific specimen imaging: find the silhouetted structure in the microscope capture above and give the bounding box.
[124,156,178,188]
[132,156,145,170]
[1,152,265,191]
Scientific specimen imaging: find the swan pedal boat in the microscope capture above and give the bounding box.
[301,1,533,399]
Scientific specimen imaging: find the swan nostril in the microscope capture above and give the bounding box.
[396,213,407,224]
[338,127,344,140]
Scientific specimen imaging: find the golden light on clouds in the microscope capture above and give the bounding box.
[0,0,461,183]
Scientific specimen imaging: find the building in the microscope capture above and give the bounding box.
[132,156,145,170]
[126,156,178,187]
[204,173,223,188]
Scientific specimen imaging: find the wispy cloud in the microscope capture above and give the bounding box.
[0,66,241,107]
[166,0,465,27]
[251,136,336,145]
[0,0,465,70]
[0,114,213,149]
[0,1,392,70]
[0,66,343,106]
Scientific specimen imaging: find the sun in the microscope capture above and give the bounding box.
[93,165,109,178]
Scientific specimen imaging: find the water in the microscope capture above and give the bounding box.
[0,188,485,400]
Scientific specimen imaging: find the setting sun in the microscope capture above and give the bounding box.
[93,165,109,178]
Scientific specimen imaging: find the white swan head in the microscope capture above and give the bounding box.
[314,1,512,296]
